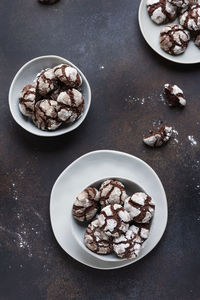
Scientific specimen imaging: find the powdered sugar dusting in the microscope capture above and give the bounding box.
[188,135,197,146]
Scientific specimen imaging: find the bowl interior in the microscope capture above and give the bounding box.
[71,177,150,262]
[9,55,91,136]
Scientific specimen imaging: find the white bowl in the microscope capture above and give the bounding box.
[71,177,148,262]
[50,150,168,270]
[9,55,91,137]
[138,0,200,64]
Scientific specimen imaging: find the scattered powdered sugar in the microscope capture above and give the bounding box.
[159,92,166,104]
[125,95,153,105]
[172,129,179,144]
[99,65,105,70]
[9,182,18,201]
[188,135,197,146]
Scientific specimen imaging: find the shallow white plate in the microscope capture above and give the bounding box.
[50,150,168,270]
[138,0,200,64]
[9,55,91,137]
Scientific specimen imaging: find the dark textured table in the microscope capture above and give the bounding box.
[0,0,200,299]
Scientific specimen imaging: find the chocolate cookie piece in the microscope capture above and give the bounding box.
[39,0,59,4]
[143,125,172,147]
[168,0,197,8]
[194,33,200,47]
[113,229,143,259]
[56,89,84,123]
[160,24,190,55]
[19,84,36,116]
[32,99,61,131]
[164,83,186,107]
[99,180,128,208]
[36,68,58,96]
[72,187,100,222]
[98,204,131,237]
[129,223,150,241]
[84,219,113,254]
[124,192,155,223]
[146,0,177,25]
[180,5,200,31]
[54,64,82,88]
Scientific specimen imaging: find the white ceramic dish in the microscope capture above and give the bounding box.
[50,150,168,270]
[138,0,200,64]
[71,177,146,262]
[9,55,91,137]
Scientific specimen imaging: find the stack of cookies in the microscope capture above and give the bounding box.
[72,179,155,260]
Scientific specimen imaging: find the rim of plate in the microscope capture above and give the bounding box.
[49,150,168,270]
[138,0,200,65]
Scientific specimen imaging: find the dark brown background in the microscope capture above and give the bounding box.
[0,0,200,299]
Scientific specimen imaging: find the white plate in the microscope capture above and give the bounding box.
[9,55,91,137]
[138,0,200,64]
[50,150,168,270]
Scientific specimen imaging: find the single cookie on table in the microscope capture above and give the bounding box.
[168,0,197,8]
[143,125,172,147]
[56,89,84,123]
[32,99,61,131]
[129,223,150,241]
[194,33,200,47]
[179,5,200,31]
[160,24,190,55]
[39,0,59,4]
[19,84,36,116]
[54,64,82,88]
[35,68,58,96]
[146,0,177,25]
[72,187,100,222]
[164,83,186,107]
[84,219,113,254]
[98,204,131,237]
[99,179,128,208]
[124,192,155,223]
[113,228,143,259]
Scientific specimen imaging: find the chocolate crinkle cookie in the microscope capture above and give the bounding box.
[129,223,150,241]
[180,5,200,31]
[98,204,131,237]
[84,219,113,254]
[146,0,177,25]
[164,83,186,107]
[54,64,82,88]
[32,99,61,131]
[35,68,58,96]
[124,192,155,223]
[160,24,190,55]
[168,0,197,8]
[56,89,84,123]
[143,125,172,147]
[39,0,59,4]
[113,228,143,259]
[72,187,100,222]
[99,179,128,208]
[194,33,200,47]
[19,84,36,116]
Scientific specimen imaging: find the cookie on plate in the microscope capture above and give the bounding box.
[99,179,128,208]
[124,192,155,223]
[179,5,200,31]
[98,204,131,237]
[160,24,190,55]
[146,0,177,25]
[84,219,113,254]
